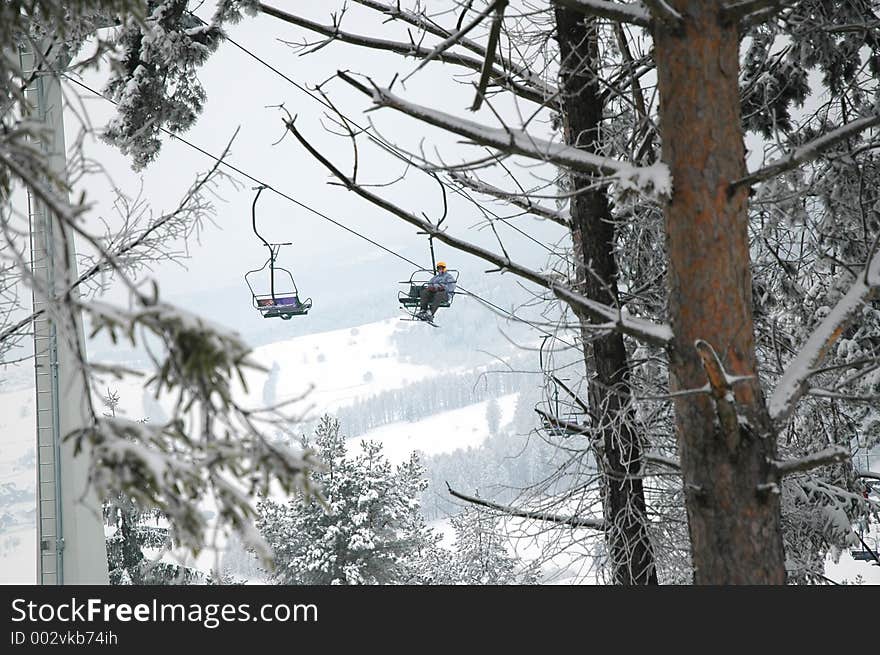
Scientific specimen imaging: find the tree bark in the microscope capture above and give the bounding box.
[554,7,658,585]
[652,1,786,583]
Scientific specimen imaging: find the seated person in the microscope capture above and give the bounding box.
[418,262,455,320]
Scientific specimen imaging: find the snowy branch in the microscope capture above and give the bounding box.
[640,0,684,29]
[643,452,681,471]
[770,446,850,477]
[552,0,652,28]
[338,72,672,201]
[534,407,588,434]
[733,114,880,189]
[447,484,605,529]
[769,250,880,425]
[282,116,674,347]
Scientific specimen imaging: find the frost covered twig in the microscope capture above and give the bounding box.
[733,113,880,190]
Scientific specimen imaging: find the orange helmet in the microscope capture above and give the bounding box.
[436,261,447,269]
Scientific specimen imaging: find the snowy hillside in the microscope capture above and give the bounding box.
[249,318,438,414]
[0,315,533,583]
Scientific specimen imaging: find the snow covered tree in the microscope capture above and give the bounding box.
[444,506,539,585]
[257,416,438,585]
[100,390,200,584]
[104,492,203,584]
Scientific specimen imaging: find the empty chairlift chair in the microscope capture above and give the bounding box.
[245,246,312,320]
[245,186,312,321]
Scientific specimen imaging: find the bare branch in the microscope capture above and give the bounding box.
[769,250,880,425]
[770,446,850,477]
[471,0,508,111]
[733,114,880,190]
[552,0,652,28]
[447,483,605,529]
[350,0,557,101]
[260,3,547,105]
[401,0,502,83]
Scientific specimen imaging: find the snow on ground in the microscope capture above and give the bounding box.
[350,393,518,464]
[246,317,436,415]
[825,547,880,585]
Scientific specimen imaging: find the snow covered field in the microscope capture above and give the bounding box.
[248,317,438,413]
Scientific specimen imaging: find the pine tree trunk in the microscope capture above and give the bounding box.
[652,1,786,583]
[554,8,658,585]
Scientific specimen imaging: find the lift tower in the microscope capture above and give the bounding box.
[19,43,109,585]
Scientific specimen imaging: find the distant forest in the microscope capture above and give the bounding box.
[336,356,539,436]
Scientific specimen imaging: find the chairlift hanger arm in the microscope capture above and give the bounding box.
[252,185,272,251]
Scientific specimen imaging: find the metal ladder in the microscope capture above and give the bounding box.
[21,45,65,585]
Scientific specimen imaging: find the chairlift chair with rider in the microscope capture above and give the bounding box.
[399,233,459,326]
